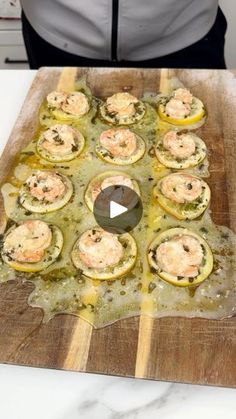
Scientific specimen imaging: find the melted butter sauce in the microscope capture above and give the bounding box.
[0,79,236,328]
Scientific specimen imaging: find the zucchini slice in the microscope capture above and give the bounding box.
[148,227,213,287]
[37,125,85,163]
[153,173,211,220]
[158,97,206,127]
[95,131,145,165]
[19,171,73,214]
[155,132,207,169]
[1,223,63,273]
[84,171,140,212]
[71,229,137,280]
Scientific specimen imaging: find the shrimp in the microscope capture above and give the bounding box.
[61,92,89,116]
[91,175,134,202]
[42,124,77,156]
[26,171,66,203]
[161,173,203,204]
[47,91,67,109]
[78,229,123,269]
[174,88,193,104]
[163,131,196,159]
[4,220,52,263]
[107,92,138,117]
[165,98,191,120]
[156,234,203,277]
[99,128,137,157]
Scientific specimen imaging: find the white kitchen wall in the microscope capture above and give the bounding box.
[220,0,236,67]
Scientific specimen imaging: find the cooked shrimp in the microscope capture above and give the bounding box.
[165,98,191,120]
[163,131,196,159]
[174,88,193,104]
[61,92,89,116]
[156,234,203,277]
[4,220,52,263]
[42,124,77,156]
[78,229,123,269]
[107,92,138,117]
[26,171,65,203]
[47,91,67,109]
[161,173,203,204]
[99,128,137,157]
[91,175,134,202]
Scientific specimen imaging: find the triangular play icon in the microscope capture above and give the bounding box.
[110,201,128,219]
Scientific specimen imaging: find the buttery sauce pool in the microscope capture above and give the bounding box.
[0,84,236,328]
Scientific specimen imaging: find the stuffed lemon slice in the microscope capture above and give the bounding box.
[1,220,63,273]
[153,173,210,220]
[155,130,207,169]
[71,227,137,280]
[47,90,90,121]
[148,227,213,287]
[100,92,146,125]
[37,124,85,162]
[84,171,140,212]
[19,171,73,214]
[96,128,145,165]
[158,88,206,127]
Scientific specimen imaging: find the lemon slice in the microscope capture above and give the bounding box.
[84,170,140,212]
[158,97,206,126]
[153,174,211,220]
[100,100,146,125]
[49,93,91,122]
[148,227,213,287]
[37,126,85,163]
[71,230,137,280]
[155,132,207,170]
[95,131,145,166]
[2,224,63,273]
[19,172,73,214]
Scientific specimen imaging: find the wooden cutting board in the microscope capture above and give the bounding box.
[0,67,236,387]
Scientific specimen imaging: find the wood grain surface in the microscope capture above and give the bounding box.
[0,67,236,387]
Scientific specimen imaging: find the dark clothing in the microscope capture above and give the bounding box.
[22,7,227,70]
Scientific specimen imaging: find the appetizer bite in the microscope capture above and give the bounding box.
[155,130,207,169]
[1,220,63,272]
[96,128,145,165]
[37,124,85,162]
[19,171,73,214]
[47,90,90,120]
[148,227,213,287]
[100,92,146,125]
[71,227,137,280]
[153,173,210,220]
[158,88,206,127]
[85,171,140,212]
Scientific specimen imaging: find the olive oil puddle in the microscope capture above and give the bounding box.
[0,84,236,328]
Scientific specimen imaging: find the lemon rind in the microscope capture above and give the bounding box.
[155,133,207,170]
[19,173,74,214]
[36,127,85,163]
[148,227,213,287]
[71,232,137,280]
[2,224,63,273]
[95,132,146,166]
[84,170,140,212]
[153,174,211,220]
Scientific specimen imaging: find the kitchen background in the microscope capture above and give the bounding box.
[0,0,235,69]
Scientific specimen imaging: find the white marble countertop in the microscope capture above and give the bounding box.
[0,70,235,419]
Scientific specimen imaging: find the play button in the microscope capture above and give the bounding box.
[110,201,128,219]
[93,185,143,234]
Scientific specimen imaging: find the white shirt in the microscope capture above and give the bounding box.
[21,0,219,61]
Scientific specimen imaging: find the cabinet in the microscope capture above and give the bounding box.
[0,19,28,69]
